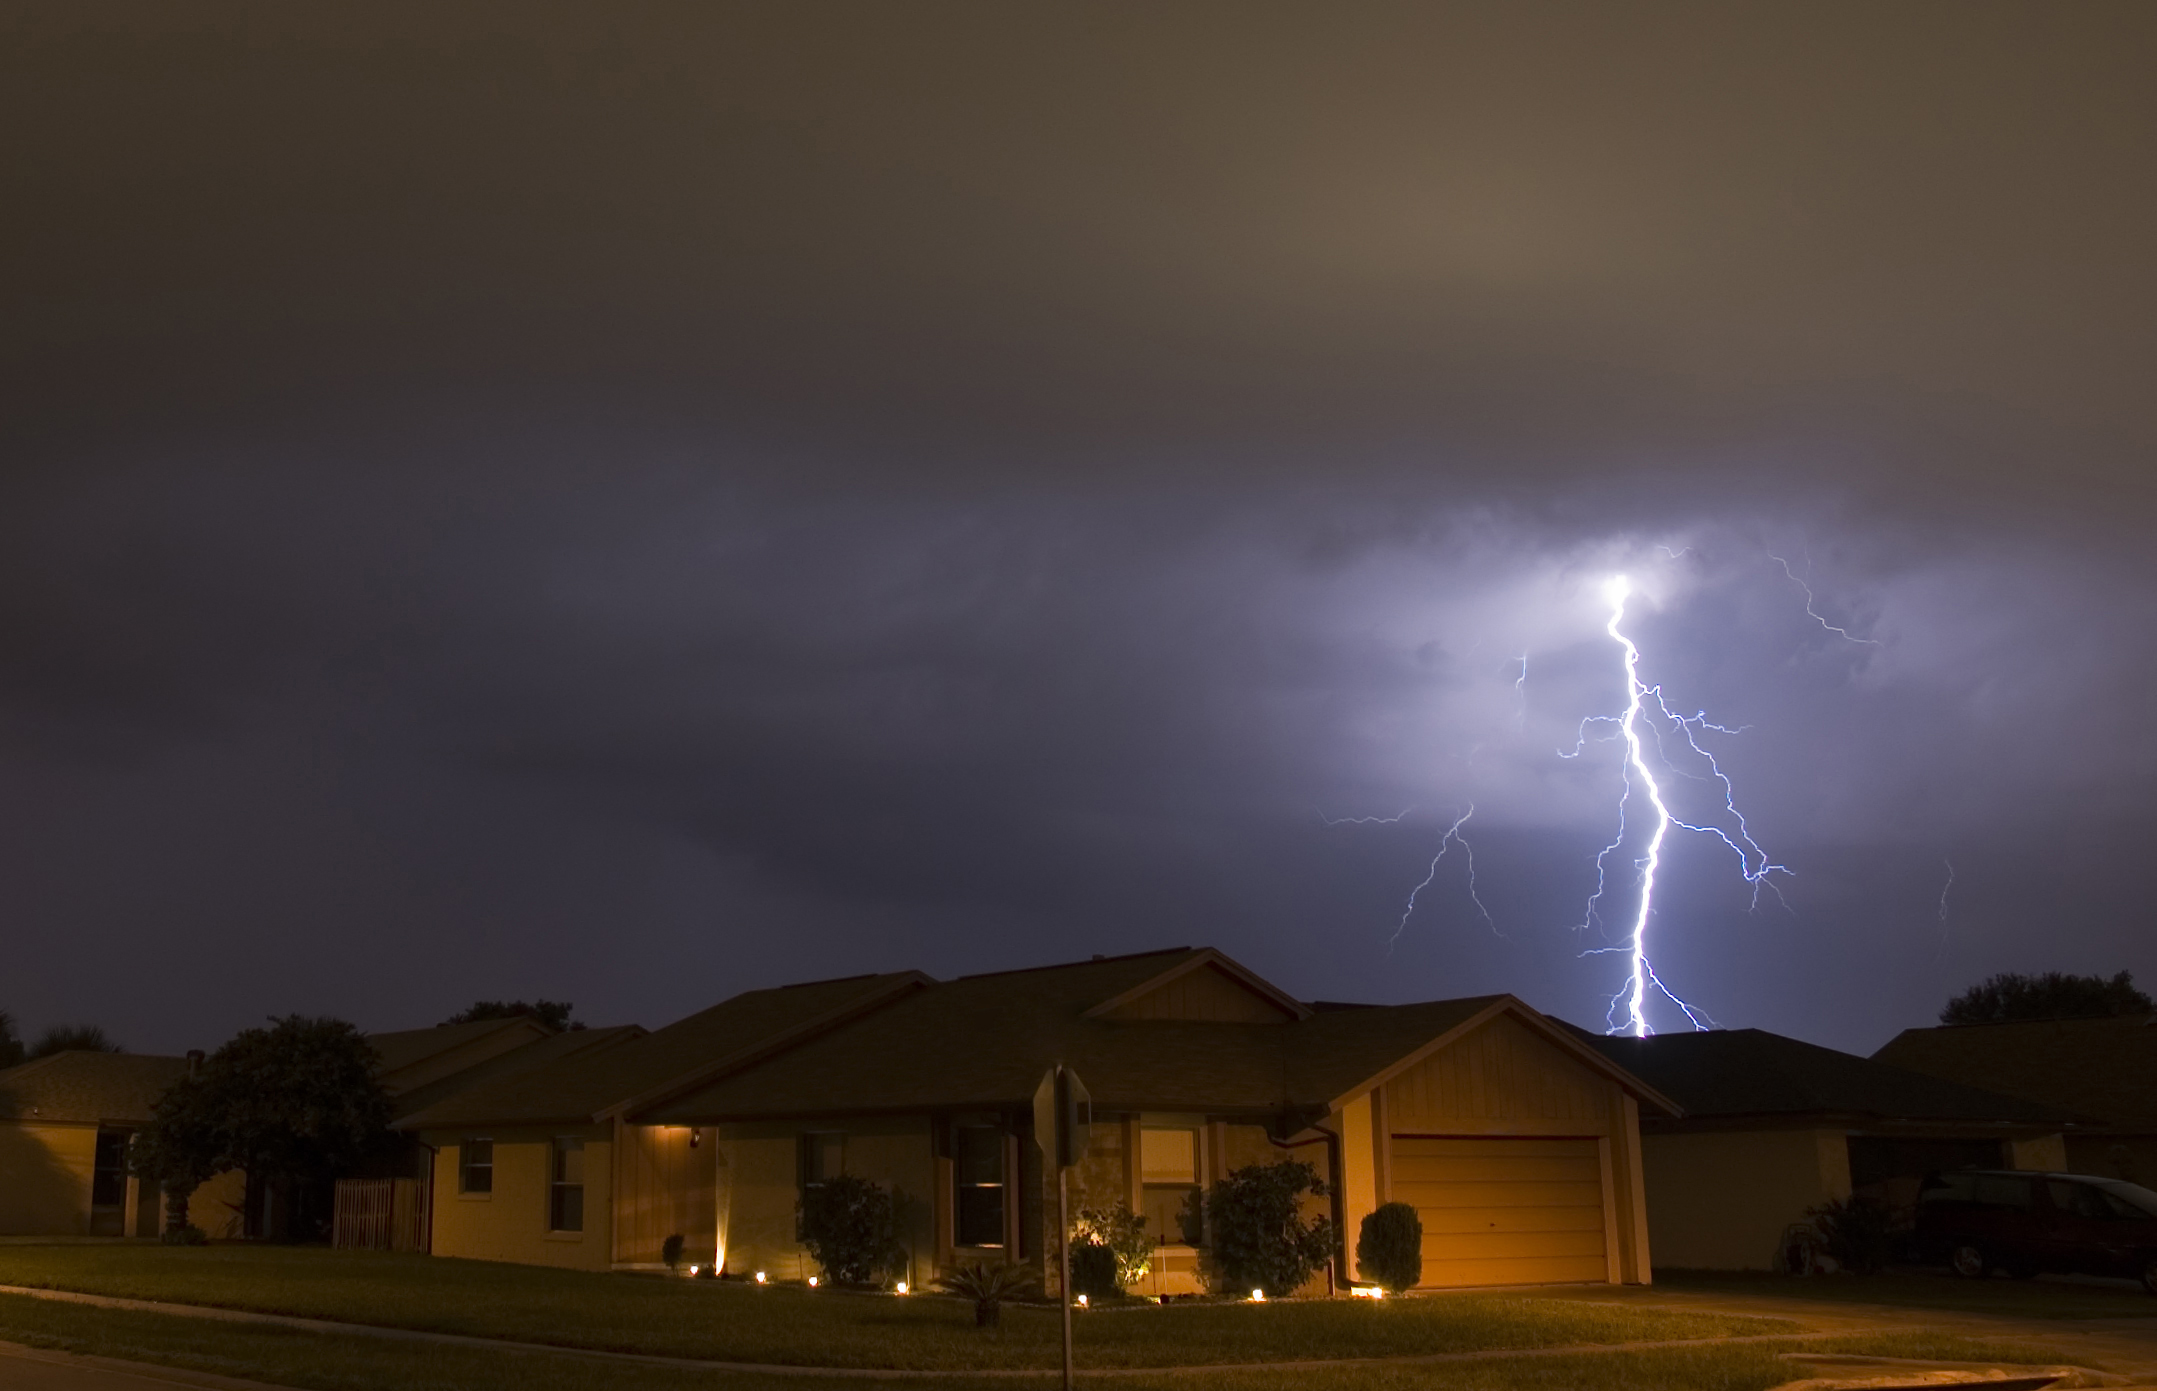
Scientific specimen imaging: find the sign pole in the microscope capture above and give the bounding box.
[1057,1156,1073,1391]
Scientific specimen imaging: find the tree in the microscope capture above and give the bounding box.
[28,1024,123,1058]
[438,1000,581,1032]
[1202,1159,1336,1298]
[132,1016,393,1238]
[1941,971,2152,1025]
[0,1011,22,1069]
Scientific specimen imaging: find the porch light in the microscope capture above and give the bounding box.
[1249,1289,1265,1303]
[754,1271,767,1284]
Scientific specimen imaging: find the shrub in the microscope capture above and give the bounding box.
[661,1233,685,1271]
[1072,1203,1151,1291]
[936,1261,1037,1327]
[798,1174,898,1285]
[1806,1194,1896,1274]
[1203,1159,1335,1298]
[160,1225,208,1246]
[1069,1240,1119,1300]
[1356,1202,1423,1293]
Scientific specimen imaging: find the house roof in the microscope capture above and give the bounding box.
[369,1017,553,1085]
[1872,1014,2157,1134]
[384,1025,644,1123]
[395,970,929,1129]
[1578,1026,2078,1128]
[640,953,1672,1125]
[0,1052,190,1126]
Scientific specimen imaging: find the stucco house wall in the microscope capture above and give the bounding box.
[0,1122,98,1235]
[1639,1127,1849,1270]
[427,1124,612,1270]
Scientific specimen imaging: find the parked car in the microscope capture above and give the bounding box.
[1913,1170,2157,1292]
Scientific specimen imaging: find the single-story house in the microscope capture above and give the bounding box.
[1575,1026,2078,1270]
[403,947,1679,1294]
[0,1052,246,1238]
[1874,1013,2157,1184]
[0,1015,618,1240]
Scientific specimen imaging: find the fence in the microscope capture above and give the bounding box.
[332,1177,430,1252]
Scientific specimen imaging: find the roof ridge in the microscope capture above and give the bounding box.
[953,946,1194,981]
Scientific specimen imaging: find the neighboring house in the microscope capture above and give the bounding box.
[0,1017,621,1241]
[0,1052,245,1238]
[1575,1027,2078,1271]
[1874,1014,2157,1184]
[403,947,1678,1294]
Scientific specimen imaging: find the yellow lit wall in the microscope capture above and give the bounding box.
[2008,1133,2068,1171]
[424,1126,611,1271]
[1638,1128,1849,1270]
[0,1123,96,1234]
[714,1118,935,1285]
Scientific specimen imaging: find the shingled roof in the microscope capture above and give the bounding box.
[0,1052,190,1126]
[395,969,930,1129]
[638,953,1672,1124]
[1579,1027,2079,1127]
[1873,1014,2157,1134]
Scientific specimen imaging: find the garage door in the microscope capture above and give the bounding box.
[1390,1136,1608,1287]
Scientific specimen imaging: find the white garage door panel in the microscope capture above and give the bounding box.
[1392,1136,1608,1288]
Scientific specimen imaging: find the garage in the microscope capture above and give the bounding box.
[1391,1136,1609,1287]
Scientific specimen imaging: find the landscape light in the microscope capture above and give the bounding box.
[754,1271,767,1284]
[1075,1293,1087,1308]
[895,1281,908,1295]
[1351,1285,1384,1299]
[807,1275,819,1288]
[1249,1288,1265,1303]
[688,1265,701,1276]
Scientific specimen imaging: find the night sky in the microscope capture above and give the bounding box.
[5,4,2153,1056]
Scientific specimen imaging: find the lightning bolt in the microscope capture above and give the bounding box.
[1388,803,1494,948]
[1317,806,1415,826]
[1577,575,1790,1036]
[1933,857,1956,960]
[1771,554,1880,646]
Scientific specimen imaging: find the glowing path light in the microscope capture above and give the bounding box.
[1578,575,1792,1036]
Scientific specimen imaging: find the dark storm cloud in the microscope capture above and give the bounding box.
[2,4,2153,1051]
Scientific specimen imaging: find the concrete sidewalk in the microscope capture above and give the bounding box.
[0,1341,294,1391]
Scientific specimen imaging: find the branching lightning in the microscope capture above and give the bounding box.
[1388,803,1493,948]
[1573,575,1791,1036]
[1772,554,1880,646]
[1317,806,1415,826]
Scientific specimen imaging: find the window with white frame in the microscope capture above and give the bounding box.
[549,1138,584,1232]
[953,1126,1006,1247]
[459,1138,494,1194]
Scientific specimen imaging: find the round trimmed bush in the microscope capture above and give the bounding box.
[1356,1202,1422,1293]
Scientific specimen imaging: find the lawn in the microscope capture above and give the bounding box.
[0,1244,1785,1371]
[1661,1267,2157,1321]
[0,1292,2074,1391]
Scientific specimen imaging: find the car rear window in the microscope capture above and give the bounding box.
[1972,1174,2034,1209]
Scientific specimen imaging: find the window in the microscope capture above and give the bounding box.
[1141,1128,1202,1245]
[954,1126,1005,1248]
[459,1139,494,1195]
[91,1130,130,1210]
[1972,1174,2033,1211]
[549,1138,584,1232]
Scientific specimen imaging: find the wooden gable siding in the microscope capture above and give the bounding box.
[1097,963,1297,1023]
[1384,1012,1614,1134]
[614,1124,716,1267]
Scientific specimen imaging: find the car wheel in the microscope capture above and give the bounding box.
[1950,1243,1989,1279]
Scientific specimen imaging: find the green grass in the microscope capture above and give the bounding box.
[1660,1267,2157,1320]
[0,1293,2075,1391]
[0,1244,1784,1370]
